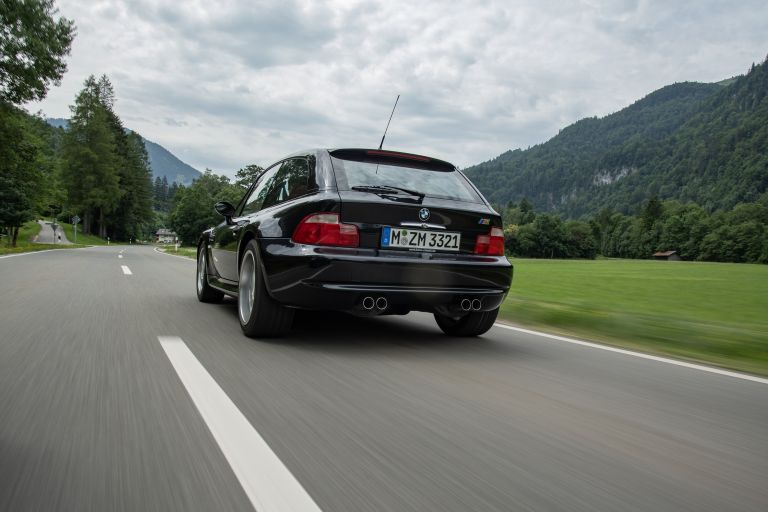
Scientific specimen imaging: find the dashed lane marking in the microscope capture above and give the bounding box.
[121,265,132,275]
[158,336,323,512]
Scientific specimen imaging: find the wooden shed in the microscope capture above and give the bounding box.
[653,250,680,261]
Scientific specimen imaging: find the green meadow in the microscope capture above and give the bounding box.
[500,258,768,376]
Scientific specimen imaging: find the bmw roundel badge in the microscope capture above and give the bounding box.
[418,208,430,222]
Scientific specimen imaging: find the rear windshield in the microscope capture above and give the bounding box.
[330,156,483,203]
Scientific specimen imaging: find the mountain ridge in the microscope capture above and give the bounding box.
[464,58,768,218]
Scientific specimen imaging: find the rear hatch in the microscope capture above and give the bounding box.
[329,149,501,255]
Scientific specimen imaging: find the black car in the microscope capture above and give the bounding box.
[197,148,513,337]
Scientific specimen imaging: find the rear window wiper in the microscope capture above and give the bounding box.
[350,185,425,201]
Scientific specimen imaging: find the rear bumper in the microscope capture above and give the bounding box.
[260,240,513,314]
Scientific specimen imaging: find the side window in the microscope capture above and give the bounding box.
[261,158,311,210]
[240,165,280,216]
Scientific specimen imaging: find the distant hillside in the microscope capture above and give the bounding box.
[464,58,768,217]
[139,137,200,185]
[46,118,201,185]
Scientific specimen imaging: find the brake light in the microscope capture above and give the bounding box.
[474,226,505,256]
[292,213,359,247]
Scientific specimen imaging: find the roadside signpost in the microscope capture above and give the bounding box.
[72,215,80,243]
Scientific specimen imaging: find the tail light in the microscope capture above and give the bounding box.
[474,226,505,256]
[292,213,359,247]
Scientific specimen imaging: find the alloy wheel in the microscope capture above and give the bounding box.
[197,251,206,294]
[238,251,256,324]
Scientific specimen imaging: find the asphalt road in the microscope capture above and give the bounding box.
[1,245,766,511]
[34,220,72,245]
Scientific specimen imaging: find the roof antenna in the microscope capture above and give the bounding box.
[378,94,400,150]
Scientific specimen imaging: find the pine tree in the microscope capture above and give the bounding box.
[161,176,170,209]
[61,75,121,237]
[153,176,164,210]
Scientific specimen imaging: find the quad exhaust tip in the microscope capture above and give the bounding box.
[460,298,482,311]
[362,296,388,311]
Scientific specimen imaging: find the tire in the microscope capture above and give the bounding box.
[434,308,499,337]
[238,240,294,338]
[197,245,224,303]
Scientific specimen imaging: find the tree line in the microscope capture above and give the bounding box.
[60,75,153,240]
[500,195,768,263]
[1,0,74,246]
[1,0,154,245]
[166,172,768,264]
[161,164,264,244]
[153,175,182,212]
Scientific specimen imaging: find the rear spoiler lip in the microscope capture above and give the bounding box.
[328,148,456,172]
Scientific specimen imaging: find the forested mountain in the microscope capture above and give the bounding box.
[141,137,200,185]
[465,57,768,218]
[47,118,201,185]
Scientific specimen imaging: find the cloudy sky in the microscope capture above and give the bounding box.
[28,0,768,176]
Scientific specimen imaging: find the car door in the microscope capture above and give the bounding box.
[210,165,280,281]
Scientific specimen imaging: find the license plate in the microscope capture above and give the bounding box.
[380,227,461,251]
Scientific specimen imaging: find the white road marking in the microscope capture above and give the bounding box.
[0,246,103,259]
[0,250,58,259]
[494,323,768,385]
[158,336,322,512]
[153,246,195,260]
[118,254,123,259]
[121,265,132,275]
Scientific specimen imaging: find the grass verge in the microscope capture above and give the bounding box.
[500,258,768,376]
[0,221,116,255]
[1,221,85,255]
[158,245,197,259]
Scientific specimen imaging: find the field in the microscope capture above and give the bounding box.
[500,259,768,375]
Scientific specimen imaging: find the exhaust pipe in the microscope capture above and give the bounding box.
[471,299,482,311]
[375,296,388,310]
[461,299,471,311]
[362,296,375,310]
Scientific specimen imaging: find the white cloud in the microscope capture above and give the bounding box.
[29,0,768,175]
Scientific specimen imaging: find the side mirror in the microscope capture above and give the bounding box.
[214,201,236,223]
